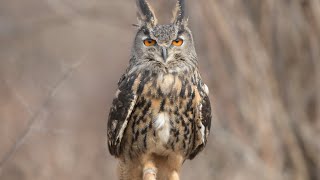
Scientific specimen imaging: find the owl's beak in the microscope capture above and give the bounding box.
[161,47,168,62]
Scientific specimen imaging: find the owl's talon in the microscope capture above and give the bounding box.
[143,168,157,180]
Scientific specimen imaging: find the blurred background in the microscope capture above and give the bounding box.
[0,0,319,180]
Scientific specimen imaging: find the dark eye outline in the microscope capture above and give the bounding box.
[143,39,157,46]
[172,38,184,46]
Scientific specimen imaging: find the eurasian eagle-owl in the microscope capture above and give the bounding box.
[107,0,212,179]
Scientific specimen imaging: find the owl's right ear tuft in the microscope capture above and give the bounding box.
[172,0,187,28]
[136,0,158,27]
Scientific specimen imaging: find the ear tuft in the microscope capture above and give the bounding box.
[136,0,158,26]
[172,0,186,25]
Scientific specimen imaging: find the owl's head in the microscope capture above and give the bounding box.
[132,0,197,68]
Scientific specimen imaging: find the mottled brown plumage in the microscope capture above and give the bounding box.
[107,0,211,179]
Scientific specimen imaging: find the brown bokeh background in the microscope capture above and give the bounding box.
[0,0,319,180]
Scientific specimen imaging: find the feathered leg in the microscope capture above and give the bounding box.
[142,157,157,180]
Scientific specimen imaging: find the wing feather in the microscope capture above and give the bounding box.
[107,73,138,157]
[188,84,212,159]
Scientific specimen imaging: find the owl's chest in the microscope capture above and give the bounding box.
[127,73,201,153]
[138,73,201,121]
[140,73,196,99]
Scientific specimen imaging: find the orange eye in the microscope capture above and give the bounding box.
[172,38,183,46]
[144,39,156,46]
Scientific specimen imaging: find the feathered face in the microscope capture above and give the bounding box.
[132,0,197,69]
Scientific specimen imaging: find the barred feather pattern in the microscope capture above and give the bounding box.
[107,56,211,162]
[107,1,212,178]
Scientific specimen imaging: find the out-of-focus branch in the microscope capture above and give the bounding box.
[0,60,84,170]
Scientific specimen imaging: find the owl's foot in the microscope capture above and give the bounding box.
[169,171,180,180]
[143,168,157,180]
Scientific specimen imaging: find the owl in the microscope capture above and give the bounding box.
[107,0,212,180]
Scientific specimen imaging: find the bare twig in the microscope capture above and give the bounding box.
[8,83,34,116]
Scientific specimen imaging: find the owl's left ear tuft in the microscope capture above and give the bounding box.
[136,0,158,27]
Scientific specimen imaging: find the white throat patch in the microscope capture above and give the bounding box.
[158,74,175,95]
